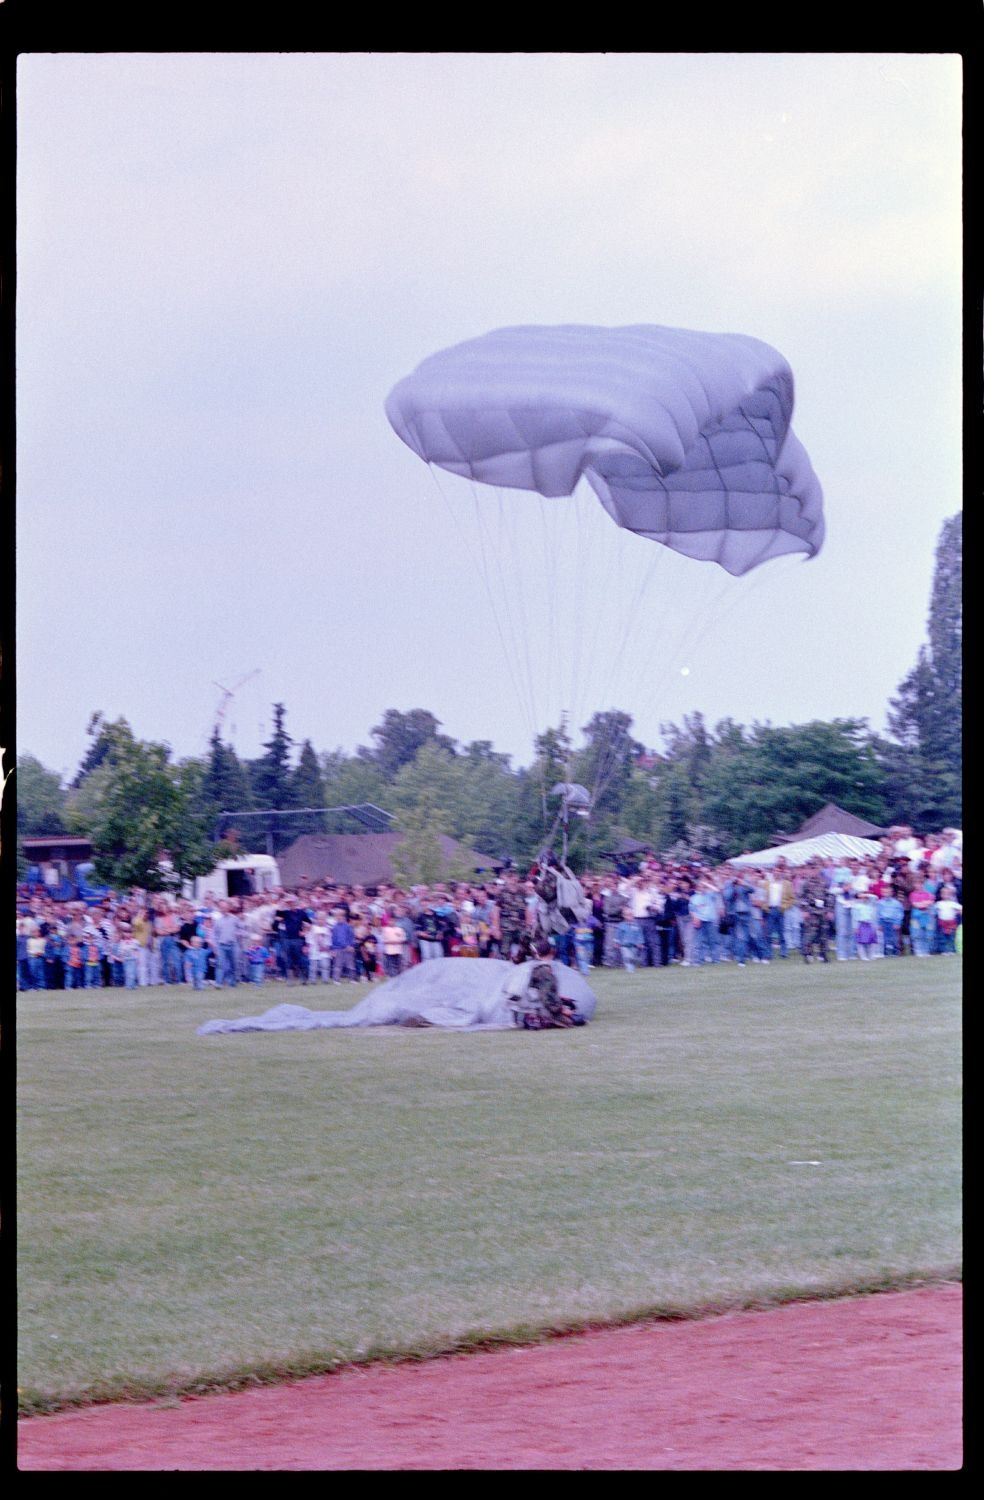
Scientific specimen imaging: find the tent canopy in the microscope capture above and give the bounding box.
[727,833,883,869]
[784,802,886,841]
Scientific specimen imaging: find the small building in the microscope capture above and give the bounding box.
[20,836,95,896]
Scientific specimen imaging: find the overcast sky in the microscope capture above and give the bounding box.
[16,52,962,783]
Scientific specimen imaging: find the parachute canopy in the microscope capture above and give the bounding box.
[386,324,824,576]
[198,958,598,1034]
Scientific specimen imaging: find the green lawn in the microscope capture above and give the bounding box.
[17,957,962,1412]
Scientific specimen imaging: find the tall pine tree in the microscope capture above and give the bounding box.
[290,739,328,835]
[887,513,962,825]
[200,728,254,841]
[248,704,296,852]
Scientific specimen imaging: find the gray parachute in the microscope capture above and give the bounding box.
[197,957,598,1035]
[386,323,824,577]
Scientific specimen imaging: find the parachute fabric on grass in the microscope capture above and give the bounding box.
[385,324,824,576]
[197,958,598,1034]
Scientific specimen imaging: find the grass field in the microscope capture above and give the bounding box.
[17,957,962,1413]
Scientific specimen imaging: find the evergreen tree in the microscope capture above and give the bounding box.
[247,703,296,852]
[71,712,113,788]
[199,729,254,841]
[886,513,961,823]
[290,738,327,835]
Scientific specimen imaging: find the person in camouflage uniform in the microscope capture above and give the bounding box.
[799,865,831,962]
[496,872,529,960]
[513,939,578,1028]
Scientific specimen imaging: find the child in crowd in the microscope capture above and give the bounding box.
[304,918,330,984]
[108,932,125,988]
[573,914,599,975]
[876,889,905,956]
[381,919,407,977]
[83,935,103,988]
[64,937,84,988]
[119,927,141,989]
[616,910,644,972]
[356,924,379,981]
[184,935,209,990]
[935,884,962,954]
[247,940,270,983]
[853,891,879,960]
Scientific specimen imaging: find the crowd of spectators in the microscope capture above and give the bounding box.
[15,826,962,992]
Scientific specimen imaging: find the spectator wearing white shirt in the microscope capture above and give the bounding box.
[934,885,962,954]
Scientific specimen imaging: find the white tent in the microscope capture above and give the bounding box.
[727,833,884,869]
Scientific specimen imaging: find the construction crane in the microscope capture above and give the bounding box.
[211,669,260,744]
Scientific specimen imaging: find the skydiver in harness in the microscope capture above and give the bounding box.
[505,937,585,1029]
[532,851,591,966]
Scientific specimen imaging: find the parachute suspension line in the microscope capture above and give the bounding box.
[542,792,569,862]
[567,488,612,734]
[487,489,552,842]
[487,482,544,751]
[594,522,665,734]
[561,707,579,864]
[496,484,544,749]
[665,555,794,685]
[630,566,734,741]
[589,709,632,813]
[566,493,590,738]
[533,492,563,835]
[536,492,559,721]
[664,566,736,680]
[631,554,797,751]
[568,486,623,741]
[426,464,533,752]
[468,477,540,751]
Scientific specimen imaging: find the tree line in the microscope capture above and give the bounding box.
[16,515,961,890]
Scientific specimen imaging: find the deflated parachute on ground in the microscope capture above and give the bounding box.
[197,957,598,1034]
[385,324,823,576]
